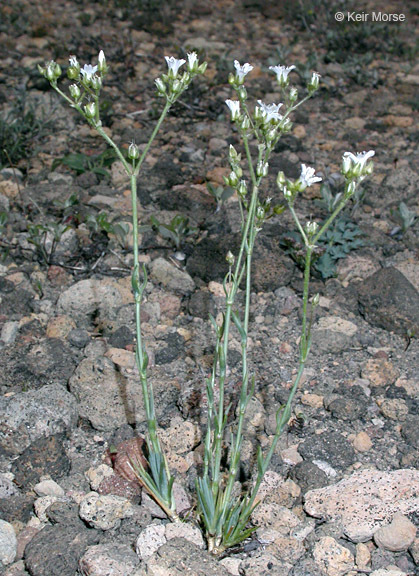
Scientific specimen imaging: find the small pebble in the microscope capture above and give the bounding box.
[374,513,416,552]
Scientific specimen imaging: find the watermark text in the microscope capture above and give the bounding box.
[335,11,406,23]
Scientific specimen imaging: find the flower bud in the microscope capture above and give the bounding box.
[98,50,108,74]
[228,171,239,187]
[155,77,166,94]
[289,86,298,102]
[91,75,102,91]
[256,161,268,178]
[345,181,357,198]
[228,72,235,85]
[305,220,319,237]
[312,293,320,307]
[172,79,182,93]
[276,171,286,187]
[128,142,140,160]
[69,84,81,101]
[256,205,265,220]
[238,87,247,101]
[226,251,235,266]
[84,101,97,119]
[229,144,239,161]
[187,52,198,73]
[308,72,320,93]
[283,188,294,202]
[238,180,247,197]
[240,116,250,131]
[46,61,61,82]
[197,61,207,75]
[342,155,352,176]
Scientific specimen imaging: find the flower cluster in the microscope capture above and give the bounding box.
[155,52,207,103]
[278,164,322,204]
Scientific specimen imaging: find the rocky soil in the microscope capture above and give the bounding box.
[0,1,418,575]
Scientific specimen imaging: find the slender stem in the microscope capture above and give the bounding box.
[134,100,171,176]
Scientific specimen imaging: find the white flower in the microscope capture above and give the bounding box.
[69,55,79,68]
[98,50,105,67]
[257,100,283,123]
[300,164,322,188]
[80,64,98,80]
[187,52,198,72]
[343,150,375,170]
[165,56,186,77]
[269,64,296,84]
[234,60,253,82]
[225,99,241,121]
[309,72,320,91]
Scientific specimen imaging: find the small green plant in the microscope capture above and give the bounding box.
[206,182,234,213]
[40,50,374,555]
[0,89,49,169]
[0,211,7,235]
[393,201,417,233]
[52,148,118,179]
[86,212,131,248]
[27,222,70,265]
[147,213,197,251]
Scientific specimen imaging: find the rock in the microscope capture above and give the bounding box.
[0,474,19,498]
[0,495,34,524]
[311,316,358,354]
[188,290,216,319]
[165,522,204,548]
[358,267,419,336]
[361,359,399,388]
[154,332,185,364]
[11,433,71,490]
[374,513,416,552]
[1,321,19,345]
[353,431,373,452]
[3,560,30,576]
[304,469,419,542]
[0,384,78,456]
[24,523,100,576]
[251,502,300,535]
[68,356,142,431]
[144,538,230,575]
[313,537,354,576]
[254,471,301,508]
[355,542,371,569]
[289,461,329,494]
[104,437,147,483]
[33,479,65,498]
[401,415,419,448]
[370,570,407,576]
[379,398,409,421]
[0,520,17,566]
[67,328,90,348]
[79,492,134,530]
[79,543,143,576]
[136,524,166,560]
[57,278,127,325]
[158,416,201,455]
[149,258,195,295]
[34,496,60,523]
[298,432,355,471]
[239,549,291,576]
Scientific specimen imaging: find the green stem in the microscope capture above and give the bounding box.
[134,100,171,177]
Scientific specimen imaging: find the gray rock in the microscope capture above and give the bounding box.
[79,543,143,576]
[0,520,17,566]
[136,524,166,560]
[68,356,143,431]
[1,322,19,345]
[298,432,355,471]
[311,316,358,354]
[313,536,354,576]
[240,549,292,576]
[3,560,30,576]
[57,278,125,325]
[149,257,195,295]
[304,469,419,542]
[0,474,19,498]
[188,290,216,319]
[145,538,230,575]
[0,495,34,524]
[79,492,134,530]
[24,523,100,576]
[11,433,71,490]
[401,415,419,448]
[289,461,329,494]
[358,267,419,336]
[0,384,78,455]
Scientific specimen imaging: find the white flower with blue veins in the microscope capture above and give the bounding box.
[300,164,322,188]
[269,64,296,84]
[234,60,253,81]
[257,100,283,123]
[165,56,186,77]
[80,64,98,81]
